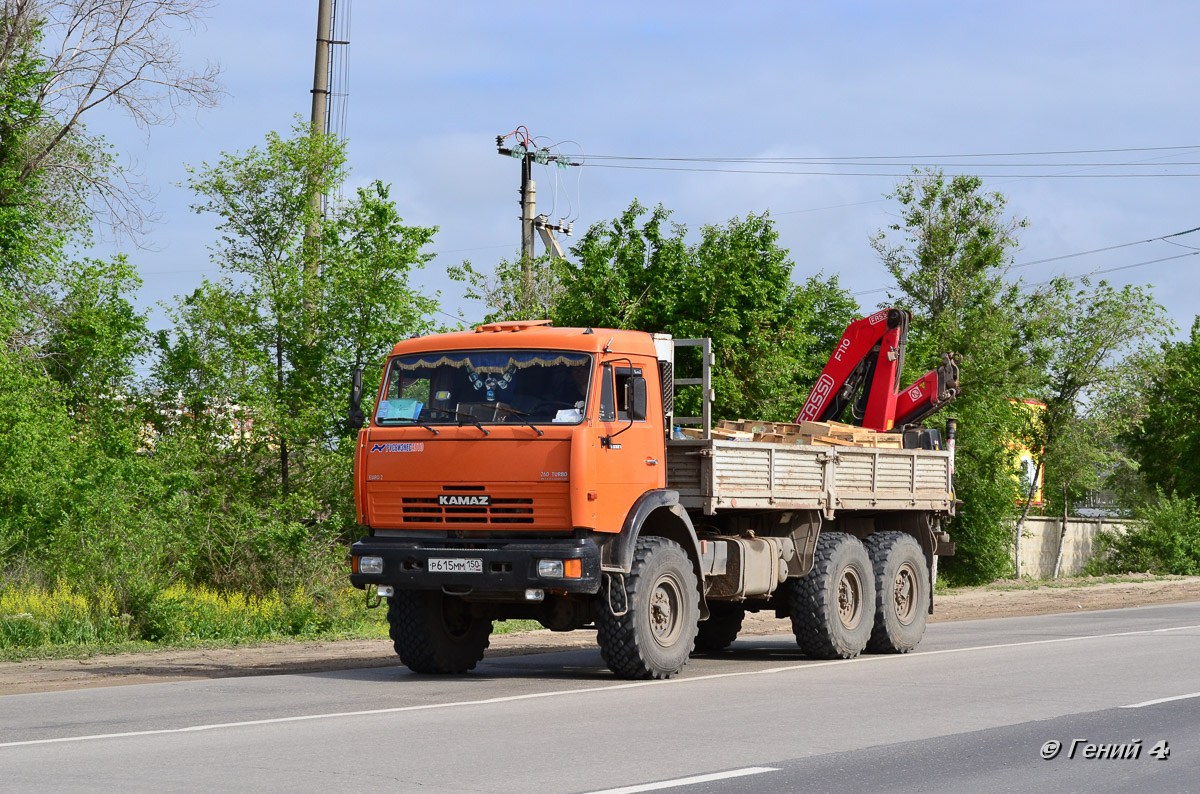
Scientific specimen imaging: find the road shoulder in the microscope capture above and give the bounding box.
[3,575,1198,697]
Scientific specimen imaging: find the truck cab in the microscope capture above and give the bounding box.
[350,322,701,670]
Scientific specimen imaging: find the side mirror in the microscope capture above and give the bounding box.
[626,376,648,421]
[348,367,365,429]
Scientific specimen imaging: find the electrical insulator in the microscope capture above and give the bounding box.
[510,143,526,159]
[495,135,504,148]
[534,148,550,165]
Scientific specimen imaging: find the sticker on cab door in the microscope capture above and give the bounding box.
[370,442,426,453]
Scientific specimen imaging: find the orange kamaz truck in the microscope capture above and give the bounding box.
[349,318,956,680]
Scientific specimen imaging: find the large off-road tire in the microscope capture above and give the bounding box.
[787,532,876,659]
[693,601,745,653]
[863,531,930,654]
[595,536,700,679]
[387,590,492,674]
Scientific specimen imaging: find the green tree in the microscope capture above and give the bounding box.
[449,254,563,324]
[872,170,1051,584]
[0,348,74,565]
[161,122,437,514]
[42,257,149,403]
[1016,278,1167,575]
[178,122,347,495]
[321,179,439,410]
[550,200,857,422]
[1127,317,1200,501]
[0,19,65,290]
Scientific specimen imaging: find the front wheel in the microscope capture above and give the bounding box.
[595,536,700,679]
[387,590,492,674]
[787,532,876,659]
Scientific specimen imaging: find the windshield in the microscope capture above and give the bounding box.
[376,350,592,426]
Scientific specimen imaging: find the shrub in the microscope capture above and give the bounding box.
[1091,490,1200,575]
[0,580,384,650]
[0,581,132,649]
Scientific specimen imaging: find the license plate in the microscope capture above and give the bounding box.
[428,557,483,574]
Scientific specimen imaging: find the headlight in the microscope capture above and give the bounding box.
[359,556,384,575]
[538,559,564,578]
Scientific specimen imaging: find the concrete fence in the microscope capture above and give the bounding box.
[1017,517,1129,578]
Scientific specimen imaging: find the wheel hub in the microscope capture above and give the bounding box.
[893,562,918,625]
[836,567,863,629]
[649,574,684,647]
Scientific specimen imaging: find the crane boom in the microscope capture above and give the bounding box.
[797,309,959,432]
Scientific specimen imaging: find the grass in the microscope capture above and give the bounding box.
[0,580,551,662]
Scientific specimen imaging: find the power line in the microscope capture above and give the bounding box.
[137,244,518,277]
[577,144,1200,162]
[852,225,1200,297]
[584,163,1200,179]
[1010,225,1200,270]
[434,308,468,324]
[587,159,1200,168]
[1026,251,1200,288]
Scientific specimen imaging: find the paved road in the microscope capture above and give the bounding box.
[2,603,1198,793]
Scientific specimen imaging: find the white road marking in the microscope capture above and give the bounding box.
[1121,691,1200,709]
[580,766,779,794]
[2,622,1198,750]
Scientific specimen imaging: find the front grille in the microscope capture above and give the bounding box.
[400,490,536,524]
[369,481,571,531]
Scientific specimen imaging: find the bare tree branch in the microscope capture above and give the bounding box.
[2,0,223,239]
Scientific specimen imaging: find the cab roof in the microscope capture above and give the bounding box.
[389,323,659,358]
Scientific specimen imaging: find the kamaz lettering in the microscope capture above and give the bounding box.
[438,495,491,506]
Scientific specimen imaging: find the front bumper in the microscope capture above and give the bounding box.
[349,536,603,595]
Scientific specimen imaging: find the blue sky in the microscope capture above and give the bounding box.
[86,1,1199,340]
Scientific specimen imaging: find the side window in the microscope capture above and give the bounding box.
[598,365,616,422]
[615,367,644,421]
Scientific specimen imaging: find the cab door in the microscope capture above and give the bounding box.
[592,356,665,533]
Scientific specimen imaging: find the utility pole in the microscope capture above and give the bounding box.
[307,0,332,236]
[300,0,334,346]
[310,0,332,157]
[496,128,579,307]
[520,151,536,259]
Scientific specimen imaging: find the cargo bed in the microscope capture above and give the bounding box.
[665,438,954,517]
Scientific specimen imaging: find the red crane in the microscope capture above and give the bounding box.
[797,308,960,432]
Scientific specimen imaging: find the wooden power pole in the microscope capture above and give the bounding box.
[305,0,333,287]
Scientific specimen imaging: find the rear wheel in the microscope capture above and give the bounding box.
[694,602,745,653]
[595,536,700,679]
[387,590,492,674]
[787,532,875,659]
[863,531,930,653]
